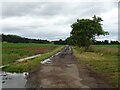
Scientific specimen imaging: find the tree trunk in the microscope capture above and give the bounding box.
[85,45,90,52]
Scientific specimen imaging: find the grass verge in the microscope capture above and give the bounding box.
[73,45,119,87]
[2,46,64,73]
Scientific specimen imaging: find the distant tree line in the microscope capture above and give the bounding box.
[1,34,50,44]
[52,38,120,45]
[0,34,119,45]
[94,40,120,45]
[66,37,120,45]
[53,39,67,45]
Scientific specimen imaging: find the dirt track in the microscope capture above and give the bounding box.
[25,45,111,89]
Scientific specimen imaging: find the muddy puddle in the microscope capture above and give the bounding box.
[0,71,28,88]
[1,51,62,89]
[40,51,61,64]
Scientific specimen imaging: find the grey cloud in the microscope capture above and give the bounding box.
[2,2,116,18]
[2,2,64,18]
[96,30,118,41]
[2,2,38,17]
[2,2,118,41]
[2,26,23,33]
[16,28,70,41]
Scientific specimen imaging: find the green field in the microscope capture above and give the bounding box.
[73,45,119,87]
[3,46,64,73]
[2,42,64,72]
[2,42,62,65]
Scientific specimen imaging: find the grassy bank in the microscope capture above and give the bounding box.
[2,42,61,65]
[3,46,64,73]
[73,45,119,87]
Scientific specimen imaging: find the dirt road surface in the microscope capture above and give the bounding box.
[25,45,111,89]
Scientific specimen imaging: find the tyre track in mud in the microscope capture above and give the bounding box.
[26,45,111,89]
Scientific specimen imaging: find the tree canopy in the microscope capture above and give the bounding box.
[70,15,109,50]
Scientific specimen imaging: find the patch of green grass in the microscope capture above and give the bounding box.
[73,45,118,87]
[3,46,64,73]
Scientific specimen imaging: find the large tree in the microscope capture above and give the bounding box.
[70,15,109,50]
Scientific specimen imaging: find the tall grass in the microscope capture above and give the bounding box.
[73,45,119,87]
[88,45,118,55]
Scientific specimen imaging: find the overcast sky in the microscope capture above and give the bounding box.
[0,0,118,41]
